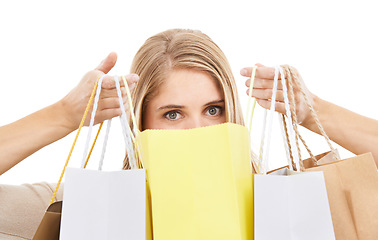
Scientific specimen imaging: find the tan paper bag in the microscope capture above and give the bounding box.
[302,150,339,169]
[305,153,378,240]
[278,65,378,239]
[32,201,62,240]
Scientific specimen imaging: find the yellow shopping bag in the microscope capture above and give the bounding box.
[137,123,253,240]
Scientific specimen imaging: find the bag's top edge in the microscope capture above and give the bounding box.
[138,122,246,134]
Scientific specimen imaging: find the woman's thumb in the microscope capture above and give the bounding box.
[95,52,117,73]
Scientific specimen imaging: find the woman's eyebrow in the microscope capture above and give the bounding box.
[203,99,225,107]
[157,105,185,111]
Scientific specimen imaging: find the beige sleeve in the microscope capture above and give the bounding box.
[0,182,63,240]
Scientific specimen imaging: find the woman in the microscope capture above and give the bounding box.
[0,29,246,239]
[124,28,245,168]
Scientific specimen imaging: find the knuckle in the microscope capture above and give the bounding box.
[112,98,121,107]
[260,79,270,88]
[264,90,273,99]
[101,77,114,89]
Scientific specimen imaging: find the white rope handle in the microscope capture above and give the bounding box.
[279,66,300,170]
[98,119,112,170]
[81,75,106,168]
[278,67,292,167]
[81,74,137,170]
[114,75,137,169]
[258,66,280,174]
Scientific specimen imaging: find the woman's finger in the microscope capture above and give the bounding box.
[100,86,126,99]
[98,92,129,110]
[246,89,286,103]
[101,74,139,89]
[241,66,282,80]
[245,77,284,90]
[255,99,286,115]
[93,108,122,124]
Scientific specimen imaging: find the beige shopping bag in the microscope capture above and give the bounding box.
[32,201,62,240]
[305,153,378,240]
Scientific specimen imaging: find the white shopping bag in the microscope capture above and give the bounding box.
[60,168,145,240]
[59,75,146,240]
[254,168,335,240]
[247,66,335,239]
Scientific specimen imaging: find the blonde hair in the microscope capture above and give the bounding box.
[124,29,245,169]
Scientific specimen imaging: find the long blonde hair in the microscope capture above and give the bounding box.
[124,29,245,169]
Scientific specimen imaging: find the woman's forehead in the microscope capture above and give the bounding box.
[150,69,224,108]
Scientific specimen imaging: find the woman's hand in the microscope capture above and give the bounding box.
[241,64,378,167]
[0,52,140,174]
[59,52,139,131]
[240,64,316,126]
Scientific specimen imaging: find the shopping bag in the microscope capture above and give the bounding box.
[59,75,145,240]
[32,201,62,240]
[254,169,335,240]
[137,122,253,240]
[248,66,335,239]
[305,153,378,240]
[302,150,339,169]
[60,168,146,240]
[33,75,147,240]
[279,65,378,240]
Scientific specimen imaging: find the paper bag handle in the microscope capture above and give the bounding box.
[245,65,258,133]
[256,66,304,173]
[279,66,320,171]
[281,65,339,164]
[278,66,302,171]
[82,75,138,169]
[49,74,141,204]
[256,66,283,174]
[245,66,259,172]
[49,76,101,204]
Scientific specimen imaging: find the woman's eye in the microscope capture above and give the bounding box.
[165,111,182,120]
[207,106,222,116]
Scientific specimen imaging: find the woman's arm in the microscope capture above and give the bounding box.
[0,53,139,174]
[0,101,76,175]
[241,65,378,166]
[302,96,378,166]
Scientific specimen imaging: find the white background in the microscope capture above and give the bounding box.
[1,0,377,184]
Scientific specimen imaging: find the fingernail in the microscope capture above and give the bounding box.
[130,74,139,82]
[240,68,247,76]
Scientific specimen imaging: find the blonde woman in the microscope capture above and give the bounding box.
[0,29,248,240]
[124,28,245,168]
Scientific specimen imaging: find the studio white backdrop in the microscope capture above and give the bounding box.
[1,0,377,184]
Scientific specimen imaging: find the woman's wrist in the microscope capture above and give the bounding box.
[300,94,323,134]
[52,99,79,134]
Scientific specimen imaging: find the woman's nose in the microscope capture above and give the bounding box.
[183,117,208,129]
